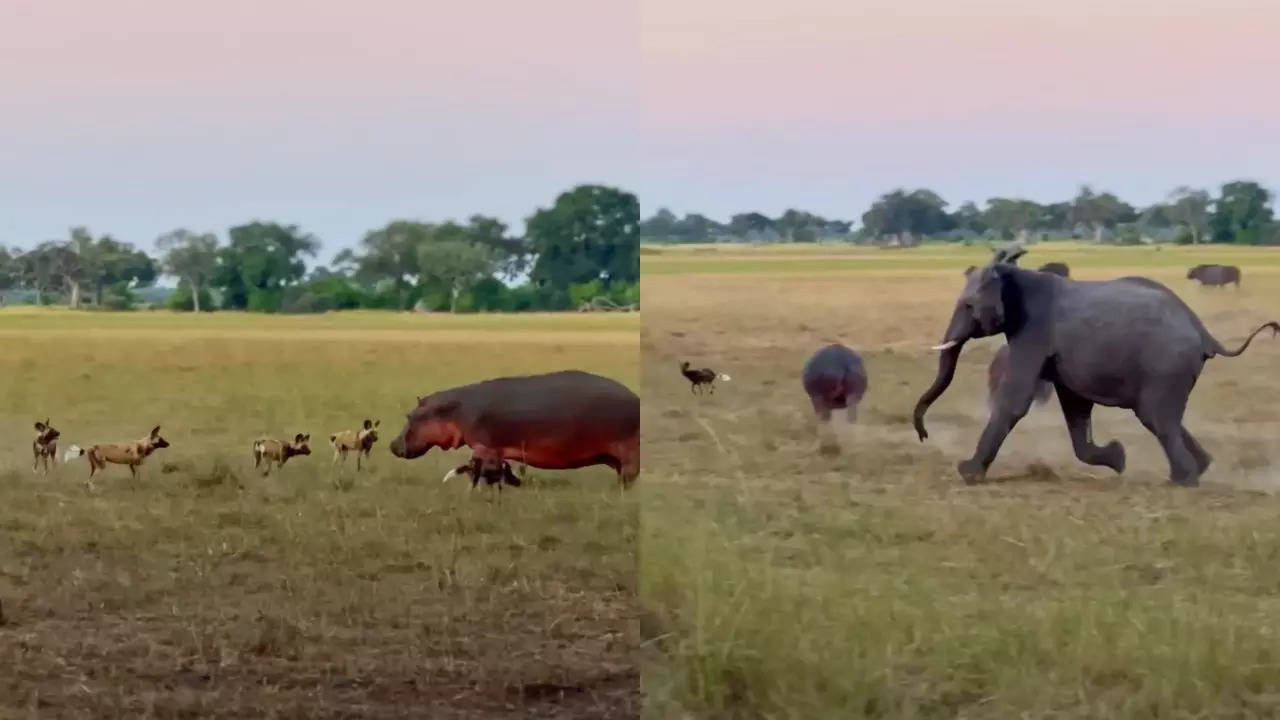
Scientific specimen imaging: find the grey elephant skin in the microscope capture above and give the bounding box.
[1187,264,1241,288]
[914,249,1279,487]
[802,343,868,422]
[985,260,1070,410]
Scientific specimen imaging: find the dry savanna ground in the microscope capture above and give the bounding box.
[0,309,639,719]
[640,243,1280,719]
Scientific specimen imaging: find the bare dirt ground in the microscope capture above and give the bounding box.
[640,244,1280,719]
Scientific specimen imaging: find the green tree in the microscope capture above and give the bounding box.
[640,208,678,239]
[1208,181,1274,245]
[0,246,15,294]
[85,237,156,307]
[861,189,954,244]
[951,201,987,236]
[156,229,219,312]
[1164,187,1210,244]
[526,185,639,298]
[417,234,500,313]
[15,244,62,305]
[1070,186,1136,243]
[982,198,1043,241]
[728,212,776,239]
[214,222,319,311]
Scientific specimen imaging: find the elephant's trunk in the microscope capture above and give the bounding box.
[913,305,974,441]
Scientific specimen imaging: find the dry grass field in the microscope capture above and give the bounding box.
[0,309,639,719]
[640,243,1280,719]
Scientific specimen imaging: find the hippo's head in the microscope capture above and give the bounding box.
[389,394,464,459]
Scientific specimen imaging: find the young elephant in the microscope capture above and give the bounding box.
[915,246,1278,487]
[252,433,311,476]
[330,419,379,470]
[32,419,60,474]
[66,425,171,482]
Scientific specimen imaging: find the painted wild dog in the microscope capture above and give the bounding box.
[252,433,311,476]
[32,419,60,474]
[679,361,731,395]
[65,425,171,483]
[441,456,524,491]
[330,419,379,470]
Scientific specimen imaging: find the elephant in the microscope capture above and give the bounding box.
[913,246,1279,487]
[985,260,1070,410]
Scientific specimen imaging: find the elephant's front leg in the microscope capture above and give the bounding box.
[958,360,1041,484]
[1056,384,1125,473]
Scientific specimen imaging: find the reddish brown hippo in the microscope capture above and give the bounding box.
[389,370,640,487]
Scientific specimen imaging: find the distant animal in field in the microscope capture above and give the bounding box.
[442,456,523,491]
[1037,262,1070,278]
[390,370,640,487]
[252,433,312,476]
[680,361,731,395]
[1187,264,1241,289]
[915,245,1279,487]
[330,420,379,470]
[32,419,60,474]
[801,344,868,424]
[65,425,171,483]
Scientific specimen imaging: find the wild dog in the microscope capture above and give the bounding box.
[441,456,523,491]
[65,425,171,483]
[330,419,379,470]
[252,433,311,476]
[32,419,60,474]
[679,361,731,395]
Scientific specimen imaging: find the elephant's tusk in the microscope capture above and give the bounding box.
[931,340,959,351]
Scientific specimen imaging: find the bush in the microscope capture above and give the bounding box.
[167,283,215,312]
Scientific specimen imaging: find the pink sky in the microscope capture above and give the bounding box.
[1,0,640,257]
[638,0,1280,221]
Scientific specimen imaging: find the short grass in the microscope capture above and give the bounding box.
[640,244,1280,719]
[0,309,638,719]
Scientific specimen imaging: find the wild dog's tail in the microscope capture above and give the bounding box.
[719,373,731,382]
[63,444,85,463]
[251,440,264,463]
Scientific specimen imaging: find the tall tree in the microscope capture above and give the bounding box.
[417,235,499,312]
[952,201,987,236]
[861,189,953,244]
[727,212,776,239]
[982,198,1043,241]
[1208,181,1274,245]
[640,208,678,239]
[85,237,156,306]
[0,246,15,294]
[214,222,319,311]
[1164,187,1210,244]
[156,229,219,312]
[16,244,61,305]
[526,185,639,295]
[1070,186,1136,243]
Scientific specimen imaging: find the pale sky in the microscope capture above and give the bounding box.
[5,1,1278,258]
[637,0,1280,224]
[1,0,640,261]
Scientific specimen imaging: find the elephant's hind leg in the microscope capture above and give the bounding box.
[1181,427,1212,476]
[1056,384,1125,473]
[1135,387,1200,487]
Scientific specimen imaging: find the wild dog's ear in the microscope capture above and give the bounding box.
[294,433,305,444]
[302,433,310,442]
[151,425,161,437]
[35,421,46,432]
[372,420,380,429]
[362,419,372,430]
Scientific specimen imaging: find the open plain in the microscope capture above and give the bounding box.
[640,243,1280,719]
[0,309,639,719]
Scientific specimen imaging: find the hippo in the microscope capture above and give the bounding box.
[1187,264,1241,289]
[801,344,868,423]
[389,370,640,487]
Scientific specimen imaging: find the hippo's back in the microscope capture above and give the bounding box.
[453,370,639,445]
[802,344,866,397]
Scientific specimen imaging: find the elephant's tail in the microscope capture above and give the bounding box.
[1211,321,1280,358]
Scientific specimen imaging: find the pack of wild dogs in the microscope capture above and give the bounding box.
[679,249,1276,488]
[28,369,643,491]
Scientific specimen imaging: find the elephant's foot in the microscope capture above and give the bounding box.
[957,459,986,485]
[1170,475,1201,488]
[1103,441,1126,474]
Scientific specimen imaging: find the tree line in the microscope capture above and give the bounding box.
[640,181,1277,247]
[0,185,639,313]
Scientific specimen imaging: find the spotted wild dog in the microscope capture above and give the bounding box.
[32,419,60,474]
[679,360,731,395]
[65,425,171,483]
[441,456,523,491]
[252,433,312,476]
[330,419,379,470]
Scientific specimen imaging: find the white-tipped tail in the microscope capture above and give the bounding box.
[442,468,459,484]
[719,373,731,382]
[931,340,959,351]
[63,445,84,463]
